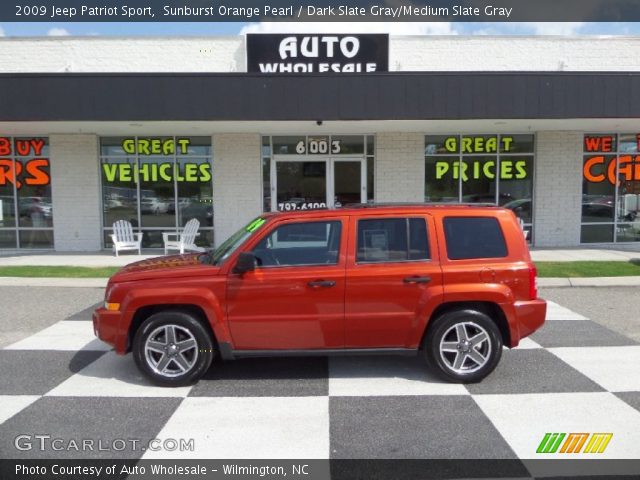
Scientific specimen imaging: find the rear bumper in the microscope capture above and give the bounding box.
[512,298,547,344]
[93,307,127,354]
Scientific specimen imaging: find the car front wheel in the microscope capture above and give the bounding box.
[133,311,214,387]
[424,309,503,383]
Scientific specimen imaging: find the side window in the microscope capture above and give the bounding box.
[444,217,507,260]
[252,220,342,267]
[357,218,430,263]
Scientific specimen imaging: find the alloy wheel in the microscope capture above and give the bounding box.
[144,324,199,378]
[438,321,492,374]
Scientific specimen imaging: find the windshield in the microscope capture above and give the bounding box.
[209,217,267,265]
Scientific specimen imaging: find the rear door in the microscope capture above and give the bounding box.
[344,214,443,348]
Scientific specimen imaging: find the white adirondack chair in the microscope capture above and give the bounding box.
[110,220,143,256]
[163,218,204,255]
[518,217,530,240]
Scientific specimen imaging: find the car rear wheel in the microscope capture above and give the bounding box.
[133,311,214,387]
[424,309,503,383]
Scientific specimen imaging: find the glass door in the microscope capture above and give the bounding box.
[330,158,366,208]
[271,156,367,211]
[272,158,327,212]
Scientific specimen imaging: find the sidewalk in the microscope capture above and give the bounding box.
[531,248,640,262]
[1,248,640,288]
[538,276,640,287]
[0,252,161,267]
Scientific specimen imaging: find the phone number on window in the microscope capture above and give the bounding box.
[278,202,327,211]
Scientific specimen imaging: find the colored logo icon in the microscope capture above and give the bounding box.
[536,433,613,454]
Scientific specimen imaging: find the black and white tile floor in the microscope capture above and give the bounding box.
[1,301,640,461]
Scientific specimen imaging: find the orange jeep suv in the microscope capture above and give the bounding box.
[94,205,546,386]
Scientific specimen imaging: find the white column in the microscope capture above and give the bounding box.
[50,134,102,251]
[533,131,583,247]
[212,134,262,246]
[374,132,425,203]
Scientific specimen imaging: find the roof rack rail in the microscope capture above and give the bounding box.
[343,202,499,208]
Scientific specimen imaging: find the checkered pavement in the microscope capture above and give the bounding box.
[1,300,640,462]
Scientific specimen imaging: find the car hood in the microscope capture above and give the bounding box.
[110,253,219,282]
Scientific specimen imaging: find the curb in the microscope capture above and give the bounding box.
[538,276,640,288]
[0,277,107,288]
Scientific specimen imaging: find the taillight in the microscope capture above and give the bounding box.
[528,264,538,300]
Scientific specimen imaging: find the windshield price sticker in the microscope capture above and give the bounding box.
[278,202,327,211]
[296,138,341,155]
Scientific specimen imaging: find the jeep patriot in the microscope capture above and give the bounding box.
[93,205,546,386]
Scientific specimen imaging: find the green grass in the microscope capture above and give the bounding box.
[535,261,640,278]
[0,262,639,279]
[0,266,120,278]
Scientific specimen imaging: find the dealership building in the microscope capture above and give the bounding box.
[1,34,640,252]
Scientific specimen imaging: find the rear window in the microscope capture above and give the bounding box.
[357,218,430,263]
[444,217,507,260]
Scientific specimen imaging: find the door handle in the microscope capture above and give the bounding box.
[403,276,431,284]
[307,280,336,288]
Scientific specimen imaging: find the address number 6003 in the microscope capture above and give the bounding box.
[296,140,341,155]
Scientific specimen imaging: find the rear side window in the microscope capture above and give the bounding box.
[444,217,507,260]
[357,218,430,263]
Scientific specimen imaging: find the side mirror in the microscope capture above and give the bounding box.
[233,252,256,274]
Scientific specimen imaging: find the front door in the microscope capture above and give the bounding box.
[273,159,327,212]
[227,217,347,350]
[271,157,366,211]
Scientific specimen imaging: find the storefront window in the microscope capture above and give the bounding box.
[425,134,535,240]
[332,135,365,155]
[100,136,213,249]
[425,156,458,202]
[261,135,375,211]
[582,134,640,243]
[0,136,53,249]
[461,156,499,204]
[101,157,138,228]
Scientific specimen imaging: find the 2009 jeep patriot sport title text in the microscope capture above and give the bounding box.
[93,205,546,386]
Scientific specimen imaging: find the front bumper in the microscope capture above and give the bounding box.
[93,307,127,354]
[513,298,547,342]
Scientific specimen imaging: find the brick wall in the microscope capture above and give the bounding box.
[50,134,102,251]
[2,36,640,73]
[374,133,425,203]
[533,132,583,247]
[0,37,244,72]
[391,36,640,71]
[212,134,262,246]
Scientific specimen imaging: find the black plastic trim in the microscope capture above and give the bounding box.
[231,348,419,358]
[218,341,235,361]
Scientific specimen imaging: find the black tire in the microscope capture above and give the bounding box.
[423,309,503,383]
[133,310,214,387]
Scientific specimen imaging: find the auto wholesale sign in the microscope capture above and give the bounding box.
[246,34,388,73]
